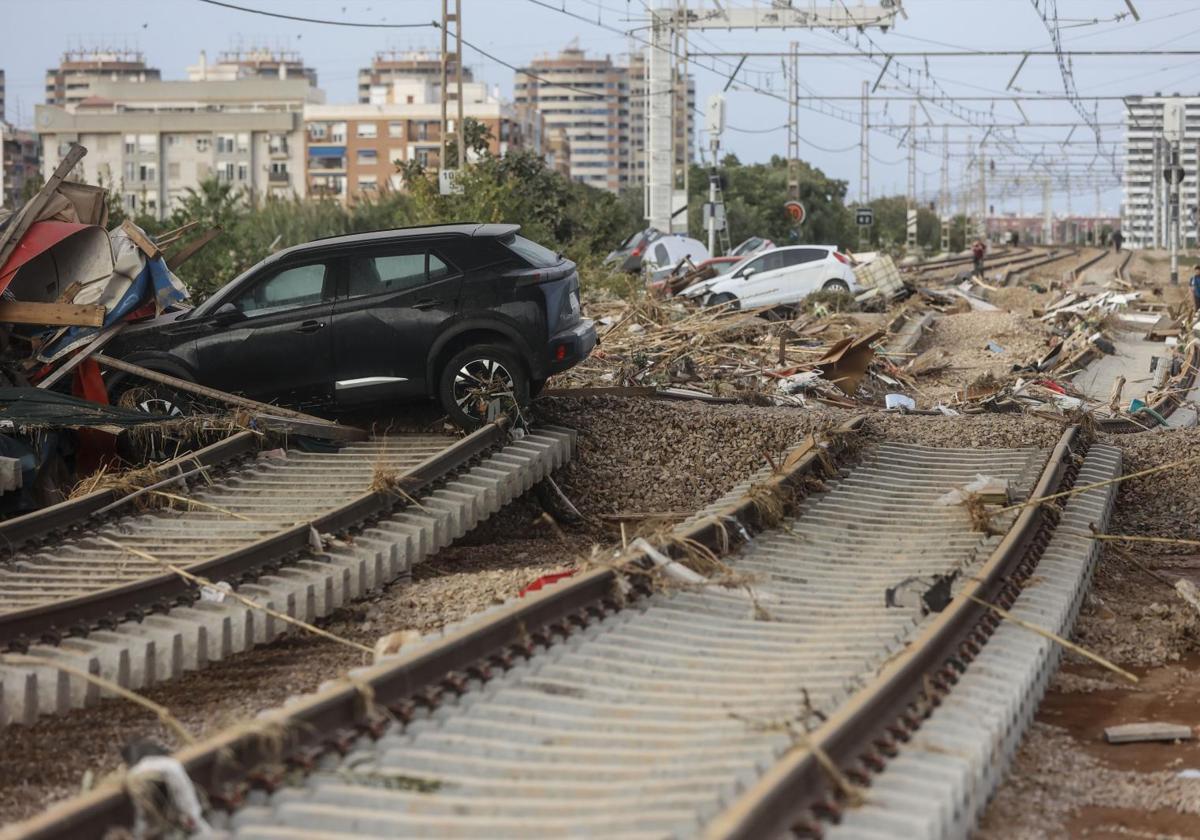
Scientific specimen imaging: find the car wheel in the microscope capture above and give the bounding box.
[707,292,739,309]
[822,279,851,294]
[438,344,530,430]
[115,383,190,418]
[530,378,547,399]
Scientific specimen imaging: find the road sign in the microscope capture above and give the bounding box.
[856,207,874,227]
[785,200,806,225]
[439,168,464,196]
[1164,165,1186,186]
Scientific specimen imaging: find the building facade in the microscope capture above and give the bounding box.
[1,123,40,210]
[44,49,161,108]
[986,214,1121,245]
[187,48,318,87]
[515,45,631,193]
[35,77,320,218]
[304,79,524,205]
[357,51,472,104]
[1123,95,1200,249]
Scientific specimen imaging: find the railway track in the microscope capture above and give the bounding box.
[10,417,1124,840]
[0,422,575,724]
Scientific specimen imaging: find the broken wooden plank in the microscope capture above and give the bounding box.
[1104,722,1194,744]
[0,143,87,270]
[0,300,105,328]
[165,225,222,270]
[91,352,366,441]
[120,220,161,260]
[36,322,126,390]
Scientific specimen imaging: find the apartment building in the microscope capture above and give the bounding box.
[515,45,631,193]
[0,69,5,123]
[1123,95,1200,249]
[35,77,320,218]
[1,123,39,210]
[304,78,525,204]
[44,49,161,107]
[356,50,472,104]
[187,48,318,87]
[514,44,694,194]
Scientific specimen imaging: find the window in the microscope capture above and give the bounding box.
[216,134,235,154]
[139,163,156,182]
[428,253,450,281]
[138,134,156,153]
[356,149,378,165]
[268,133,289,154]
[358,175,378,191]
[783,248,827,266]
[236,133,250,153]
[389,148,404,165]
[330,122,347,143]
[237,163,249,182]
[356,122,378,139]
[123,161,136,182]
[196,135,211,153]
[124,135,136,155]
[654,243,669,265]
[504,235,559,268]
[388,121,402,138]
[345,252,427,298]
[234,263,329,314]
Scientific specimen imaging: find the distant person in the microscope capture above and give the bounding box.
[1112,230,1124,253]
[1011,231,1020,247]
[1191,265,1200,312]
[972,239,987,278]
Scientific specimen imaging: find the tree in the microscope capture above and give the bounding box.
[687,156,855,254]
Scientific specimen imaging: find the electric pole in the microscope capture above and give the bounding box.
[940,126,950,253]
[439,0,465,193]
[787,42,800,204]
[906,104,917,250]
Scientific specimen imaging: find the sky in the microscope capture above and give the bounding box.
[5,0,1200,216]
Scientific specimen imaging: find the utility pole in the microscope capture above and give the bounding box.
[647,3,674,232]
[787,42,800,204]
[859,80,870,250]
[906,104,917,251]
[438,0,465,193]
[1153,136,1163,248]
[940,125,950,253]
[977,139,987,241]
[1042,177,1052,244]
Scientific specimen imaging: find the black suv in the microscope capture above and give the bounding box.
[105,223,595,427]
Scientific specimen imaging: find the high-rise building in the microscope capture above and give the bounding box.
[305,78,528,205]
[357,51,472,104]
[36,76,321,219]
[515,44,631,193]
[1,123,40,209]
[0,69,6,124]
[187,48,318,87]
[514,44,693,195]
[44,49,161,107]
[1123,95,1200,249]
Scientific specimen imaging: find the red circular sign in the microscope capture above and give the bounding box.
[785,200,806,224]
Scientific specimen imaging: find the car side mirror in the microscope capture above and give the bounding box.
[741,267,756,278]
[213,302,245,324]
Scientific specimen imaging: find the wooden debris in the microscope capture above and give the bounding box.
[120,220,162,260]
[0,142,87,269]
[0,300,104,327]
[1104,722,1194,744]
[166,226,222,270]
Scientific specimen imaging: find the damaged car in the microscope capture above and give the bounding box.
[103,223,595,428]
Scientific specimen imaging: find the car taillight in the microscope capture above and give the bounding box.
[632,243,645,258]
[833,252,849,264]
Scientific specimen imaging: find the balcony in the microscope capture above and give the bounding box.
[269,170,290,183]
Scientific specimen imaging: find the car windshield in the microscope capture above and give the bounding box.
[713,261,740,276]
[504,234,561,268]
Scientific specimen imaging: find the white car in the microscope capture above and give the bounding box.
[681,245,859,310]
[641,234,712,279]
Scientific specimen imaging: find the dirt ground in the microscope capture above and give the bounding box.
[911,309,1054,406]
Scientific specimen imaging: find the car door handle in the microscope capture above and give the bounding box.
[296,320,326,333]
[411,299,442,310]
